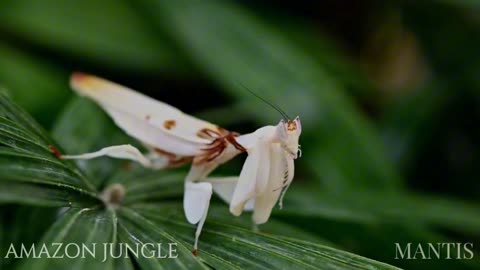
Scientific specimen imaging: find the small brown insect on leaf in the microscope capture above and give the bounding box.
[48,145,62,158]
[163,120,176,130]
[192,249,198,257]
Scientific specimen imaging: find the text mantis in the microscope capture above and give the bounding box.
[62,73,302,254]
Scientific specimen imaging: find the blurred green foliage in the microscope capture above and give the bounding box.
[0,0,479,269]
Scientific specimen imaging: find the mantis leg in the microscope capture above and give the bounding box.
[183,181,213,252]
[230,140,271,216]
[61,144,166,169]
[278,155,294,209]
[204,177,254,211]
[184,177,257,252]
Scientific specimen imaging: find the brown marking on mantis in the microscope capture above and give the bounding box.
[196,137,225,162]
[226,134,246,152]
[48,145,62,158]
[192,249,198,256]
[193,128,246,165]
[205,145,226,162]
[163,120,176,130]
[154,148,193,168]
[168,156,193,167]
[196,128,220,139]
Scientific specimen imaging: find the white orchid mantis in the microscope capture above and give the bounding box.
[61,73,302,254]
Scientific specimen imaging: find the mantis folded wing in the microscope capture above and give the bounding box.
[62,73,301,253]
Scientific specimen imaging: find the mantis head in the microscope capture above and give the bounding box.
[275,116,302,159]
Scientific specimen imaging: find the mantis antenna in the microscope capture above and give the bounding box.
[238,83,291,120]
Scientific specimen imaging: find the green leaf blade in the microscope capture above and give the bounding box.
[129,203,401,270]
[0,92,99,206]
[18,207,116,270]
